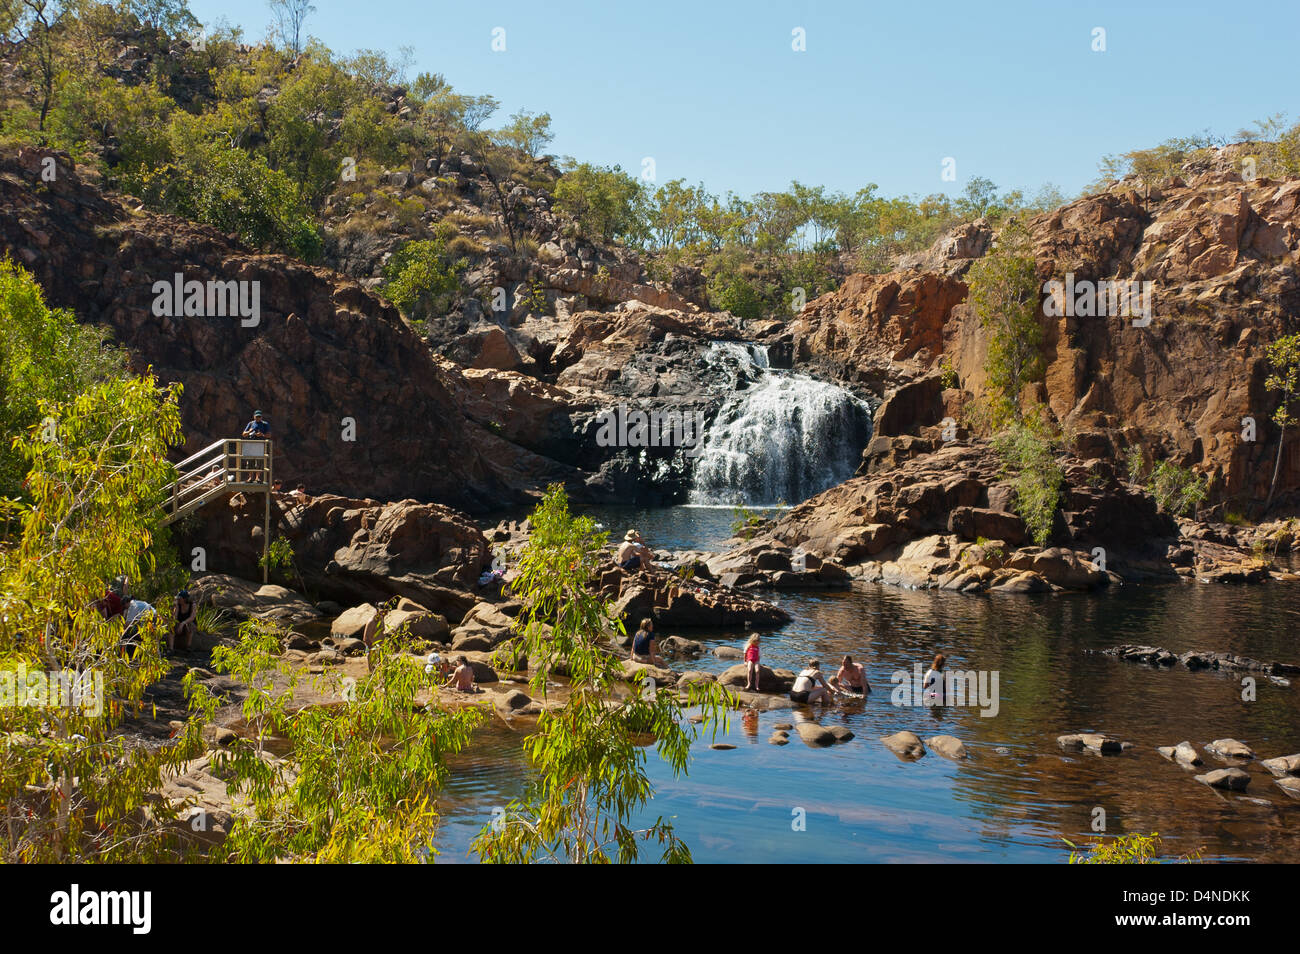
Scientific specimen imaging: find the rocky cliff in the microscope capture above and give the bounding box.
[0,146,577,511]
[791,150,1300,517]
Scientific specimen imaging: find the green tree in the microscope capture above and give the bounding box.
[0,372,206,862]
[993,415,1065,547]
[380,236,463,329]
[0,258,127,501]
[195,617,484,862]
[1264,333,1300,512]
[967,221,1043,425]
[497,109,553,160]
[553,162,647,245]
[473,486,729,864]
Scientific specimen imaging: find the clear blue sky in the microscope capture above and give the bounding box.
[189,0,1299,203]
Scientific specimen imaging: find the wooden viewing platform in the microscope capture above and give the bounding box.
[160,438,274,582]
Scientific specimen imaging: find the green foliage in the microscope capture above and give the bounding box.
[472,486,729,864]
[194,605,230,637]
[0,371,205,862]
[259,536,295,572]
[1065,832,1199,864]
[730,503,765,540]
[0,258,127,502]
[196,615,484,862]
[938,359,959,390]
[966,221,1043,426]
[1096,132,1223,188]
[553,161,647,244]
[707,272,765,320]
[993,416,1065,547]
[1147,460,1207,517]
[380,237,464,324]
[496,109,553,160]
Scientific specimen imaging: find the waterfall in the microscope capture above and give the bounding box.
[688,343,873,506]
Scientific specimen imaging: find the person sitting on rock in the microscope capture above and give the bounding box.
[744,634,761,691]
[445,655,480,693]
[922,653,946,706]
[171,589,197,654]
[790,659,834,705]
[830,655,870,696]
[630,617,665,667]
[617,530,650,572]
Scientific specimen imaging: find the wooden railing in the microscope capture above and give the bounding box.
[160,438,273,526]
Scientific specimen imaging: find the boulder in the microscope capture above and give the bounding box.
[449,602,515,649]
[1206,738,1255,760]
[1057,733,1130,755]
[499,689,532,711]
[1194,767,1251,791]
[926,735,968,759]
[717,663,794,694]
[768,732,790,746]
[1260,753,1300,777]
[1276,777,1300,799]
[676,670,715,688]
[384,607,450,642]
[713,645,744,660]
[1156,741,1203,766]
[795,722,837,747]
[880,730,926,760]
[827,726,855,743]
[332,603,377,639]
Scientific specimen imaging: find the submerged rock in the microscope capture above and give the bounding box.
[1260,753,1300,777]
[880,730,926,760]
[926,735,968,759]
[768,732,790,746]
[1206,738,1255,760]
[1194,768,1251,791]
[1057,733,1131,755]
[795,723,837,747]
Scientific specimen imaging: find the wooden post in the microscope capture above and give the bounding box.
[263,440,272,584]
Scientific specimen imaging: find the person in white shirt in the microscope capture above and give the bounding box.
[922,653,947,705]
[121,599,155,658]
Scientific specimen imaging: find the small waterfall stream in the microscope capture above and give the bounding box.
[688,342,873,506]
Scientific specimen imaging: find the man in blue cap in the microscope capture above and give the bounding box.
[241,409,270,481]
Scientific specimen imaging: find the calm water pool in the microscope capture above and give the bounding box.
[439,507,1300,863]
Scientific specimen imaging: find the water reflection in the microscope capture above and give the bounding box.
[444,508,1300,863]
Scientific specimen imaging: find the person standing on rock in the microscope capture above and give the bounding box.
[830,655,870,696]
[922,653,947,706]
[631,617,665,667]
[744,634,762,691]
[790,659,834,704]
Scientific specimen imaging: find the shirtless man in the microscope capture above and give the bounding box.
[830,654,870,696]
[446,655,479,693]
[616,530,650,571]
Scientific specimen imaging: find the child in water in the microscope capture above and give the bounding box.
[922,653,946,705]
[744,634,761,691]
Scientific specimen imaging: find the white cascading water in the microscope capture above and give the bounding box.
[688,342,873,506]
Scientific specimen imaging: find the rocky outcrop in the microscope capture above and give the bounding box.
[181,491,494,620]
[790,157,1300,516]
[0,147,548,512]
[1099,645,1300,678]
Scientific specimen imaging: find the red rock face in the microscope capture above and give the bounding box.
[0,147,518,512]
[792,159,1300,512]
